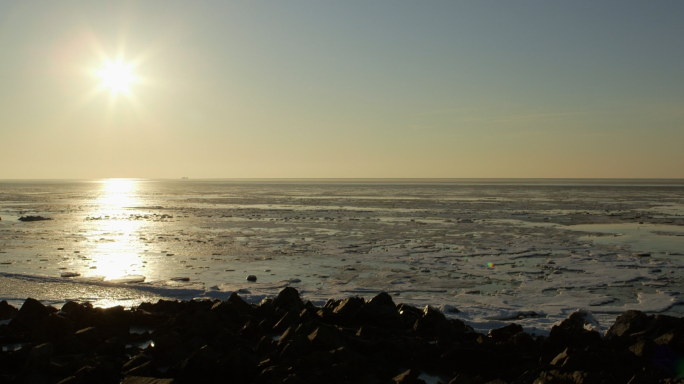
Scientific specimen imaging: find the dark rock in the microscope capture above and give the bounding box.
[548,311,601,349]
[415,305,455,340]
[0,300,19,320]
[273,310,299,333]
[356,324,393,340]
[130,309,167,328]
[74,327,101,346]
[121,377,176,384]
[210,292,253,322]
[398,303,424,324]
[122,353,152,373]
[605,310,649,340]
[334,297,365,318]
[171,345,222,382]
[124,361,155,377]
[9,298,50,334]
[26,342,53,371]
[46,314,74,341]
[629,340,657,358]
[448,374,476,384]
[227,292,253,313]
[393,369,426,384]
[60,301,92,322]
[7,288,684,384]
[94,336,126,356]
[489,323,524,343]
[507,331,536,351]
[49,354,77,377]
[308,326,347,351]
[550,348,570,366]
[18,216,52,222]
[273,287,305,314]
[239,320,262,340]
[217,348,258,383]
[535,370,595,384]
[352,292,402,328]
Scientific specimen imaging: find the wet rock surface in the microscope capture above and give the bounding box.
[2,290,684,383]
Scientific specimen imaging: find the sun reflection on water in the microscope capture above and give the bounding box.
[89,179,146,281]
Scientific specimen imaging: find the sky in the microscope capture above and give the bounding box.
[1,1,683,179]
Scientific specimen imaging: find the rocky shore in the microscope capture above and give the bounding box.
[1,288,684,384]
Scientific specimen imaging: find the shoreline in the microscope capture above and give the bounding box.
[2,288,684,384]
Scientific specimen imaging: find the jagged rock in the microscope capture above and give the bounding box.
[273,287,305,314]
[549,310,601,348]
[9,298,51,334]
[239,320,262,340]
[533,370,593,384]
[4,289,684,384]
[46,314,74,341]
[629,340,657,358]
[48,355,76,379]
[550,348,570,366]
[94,337,126,356]
[74,327,101,345]
[415,305,455,339]
[124,361,155,377]
[489,323,524,343]
[352,292,402,328]
[605,310,649,340]
[333,297,365,319]
[210,292,253,322]
[26,343,53,371]
[0,300,18,320]
[448,374,476,384]
[393,369,426,384]
[130,309,167,328]
[273,310,299,333]
[308,326,347,351]
[507,331,536,351]
[121,377,176,384]
[122,354,152,373]
[172,345,222,382]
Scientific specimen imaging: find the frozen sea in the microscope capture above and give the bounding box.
[1,178,684,336]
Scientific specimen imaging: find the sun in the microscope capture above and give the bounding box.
[97,60,135,94]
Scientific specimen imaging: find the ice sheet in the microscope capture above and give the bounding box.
[1,180,684,334]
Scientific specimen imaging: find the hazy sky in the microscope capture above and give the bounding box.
[1,1,683,179]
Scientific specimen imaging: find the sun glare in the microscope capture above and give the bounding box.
[97,60,135,94]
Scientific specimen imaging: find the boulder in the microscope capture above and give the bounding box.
[489,323,524,343]
[605,310,649,340]
[0,300,18,320]
[415,305,455,339]
[273,287,305,314]
[333,297,365,320]
[26,342,53,371]
[74,327,101,346]
[548,311,601,348]
[352,292,402,328]
[121,377,176,384]
[308,326,347,351]
[46,314,74,341]
[393,369,427,384]
[9,298,51,334]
